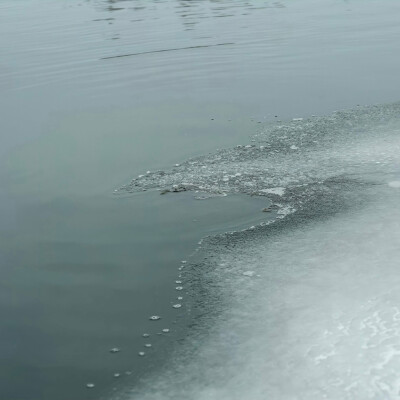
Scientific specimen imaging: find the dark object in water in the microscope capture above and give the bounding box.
[160,185,187,194]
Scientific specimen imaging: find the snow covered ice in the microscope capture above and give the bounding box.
[115,103,400,400]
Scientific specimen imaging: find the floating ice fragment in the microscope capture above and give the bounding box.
[146,171,151,174]
[125,371,132,376]
[114,373,120,378]
[173,304,182,309]
[388,181,400,188]
[171,184,187,193]
[178,296,183,300]
[243,271,255,277]
[290,145,299,150]
[175,286,183,291]
[181,260,187,264]
[86,383,95,388]
[149,315,161,321]
[138,352,145,357]
[142,333,150,338]
[293,117,303,121]
[162,328,170,333]
[175,280,182,284]
[175,164,180,167]
[109,347,120,353]
[144,343,152,348]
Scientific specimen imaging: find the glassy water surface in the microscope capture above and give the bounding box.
[1,0,400,399]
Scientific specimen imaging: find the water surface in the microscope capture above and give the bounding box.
[1,1,400,399]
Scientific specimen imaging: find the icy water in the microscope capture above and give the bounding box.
[1,1,400,400]
[121,103,400,400]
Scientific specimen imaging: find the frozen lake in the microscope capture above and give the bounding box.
[1,1,400,399]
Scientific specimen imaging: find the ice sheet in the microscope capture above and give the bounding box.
[117,103,400,400]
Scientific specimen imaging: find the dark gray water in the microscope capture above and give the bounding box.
[1,1,400,399]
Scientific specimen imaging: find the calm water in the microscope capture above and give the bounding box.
[1,1,400,399]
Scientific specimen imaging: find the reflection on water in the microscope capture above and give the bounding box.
[98,0,284,30]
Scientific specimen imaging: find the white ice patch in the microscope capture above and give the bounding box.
[388,181,400,188]
[117,103,400,400]
[127,185,400,400]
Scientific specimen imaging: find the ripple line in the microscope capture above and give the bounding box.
[101,42,235,60]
